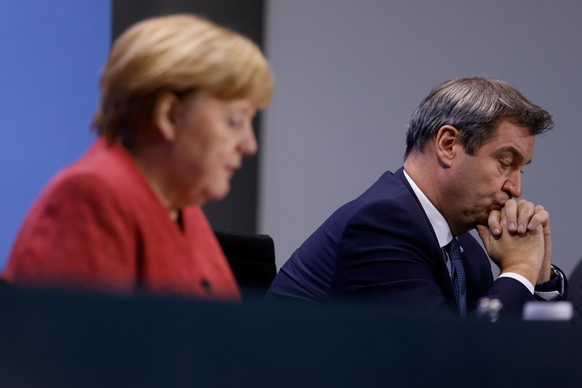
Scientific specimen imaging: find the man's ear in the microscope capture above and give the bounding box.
[154,93,181,142]
[435,125,461,167]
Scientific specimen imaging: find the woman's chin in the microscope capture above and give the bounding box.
[205,187,231,204]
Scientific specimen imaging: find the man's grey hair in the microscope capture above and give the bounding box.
[404,77,553,158]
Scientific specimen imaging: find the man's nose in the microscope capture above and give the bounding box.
[503,170,522,198]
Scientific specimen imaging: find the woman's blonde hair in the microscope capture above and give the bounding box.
[92,14,273,142]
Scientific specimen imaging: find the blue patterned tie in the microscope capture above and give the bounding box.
[447,238,466,316]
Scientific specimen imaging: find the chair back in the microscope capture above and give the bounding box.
[214,229,276,301]
[567,259,582,322]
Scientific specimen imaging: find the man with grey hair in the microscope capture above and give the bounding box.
[267,77,566,317]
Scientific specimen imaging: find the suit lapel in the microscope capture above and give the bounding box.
[394,168,459,312]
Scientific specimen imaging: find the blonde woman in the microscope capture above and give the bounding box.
[4,14,273,300]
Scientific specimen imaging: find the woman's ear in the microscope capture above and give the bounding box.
[154,93,181,142]
[435,125,461,167]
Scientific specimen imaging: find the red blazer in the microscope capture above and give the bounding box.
[4,139,240,301]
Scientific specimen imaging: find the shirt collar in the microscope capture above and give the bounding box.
[403,169,453,249]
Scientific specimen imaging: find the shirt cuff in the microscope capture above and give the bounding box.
[498,272,535,294]
[534,290,561,301]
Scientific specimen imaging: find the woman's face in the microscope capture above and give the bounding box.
[169,93,258,207]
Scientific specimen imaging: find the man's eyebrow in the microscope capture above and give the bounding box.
[496,146,532,165]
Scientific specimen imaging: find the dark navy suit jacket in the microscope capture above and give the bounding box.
[267,168,534,315]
